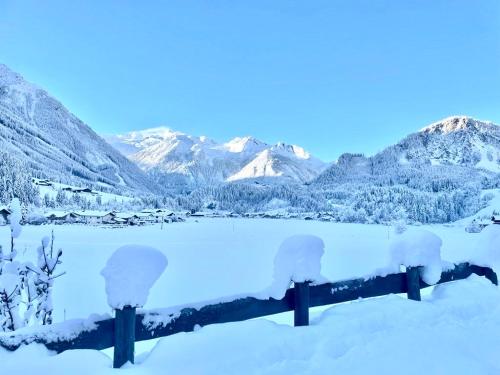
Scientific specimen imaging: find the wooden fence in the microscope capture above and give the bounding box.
[0,262,497,368]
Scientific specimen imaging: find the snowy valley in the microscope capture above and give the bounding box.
[2,1,500,373]
[1,64,500,375]
[2,63,500,227]
[1,66,500,374]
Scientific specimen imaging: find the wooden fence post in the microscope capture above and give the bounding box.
[406,266,422,301]
[113,305,136,368]
[294,281,310,327]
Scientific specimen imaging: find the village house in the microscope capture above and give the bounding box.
[62,187,93,194]
[111,217,128,225]
[73,210,115,224]
[140,209,176,223]
[113,212,140,226]
[32,178,53,187]
[190,211,214,218]
[45,211,78,224]
[40,209,186,226]
[135,212,157,224]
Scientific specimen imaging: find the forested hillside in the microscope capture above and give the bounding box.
[0,64,158,198]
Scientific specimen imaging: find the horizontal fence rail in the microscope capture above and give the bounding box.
[0,262,497,368]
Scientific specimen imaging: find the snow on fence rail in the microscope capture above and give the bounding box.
[0,262,497,368]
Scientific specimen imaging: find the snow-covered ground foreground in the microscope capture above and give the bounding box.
[1,276,499,374]
[0,219,499,373]
[0,218,491,321]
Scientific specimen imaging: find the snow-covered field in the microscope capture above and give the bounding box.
[0,218,486,321]
[1,218,499,373]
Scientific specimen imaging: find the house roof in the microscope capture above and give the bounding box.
[114,212,138,219]
[45,211,75,219]
[135,212,156,218]
[73,210,114,218]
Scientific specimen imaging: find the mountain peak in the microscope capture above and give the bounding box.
[118,127,185,141]
[0,64,156,193]
[0,63,20,82]
[108,128,326,185]
[224,136,267,153]
[420,116,495,135]
[272,142,311,160]
[0,63,46,102]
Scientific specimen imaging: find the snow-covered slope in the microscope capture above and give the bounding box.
[403,116,500,171]
[106,128,327,186]
[0,64,157,194]
[227,143,325,182]
[315,116,500,186]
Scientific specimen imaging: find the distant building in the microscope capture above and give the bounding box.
[73,211,115,224]
[61,187,93,194]
[190,211,211,218]
[32,178,52,187]
[135,212,158,223]
[41,209,186,226]
[114,213,140,225]
[112,217,128,225]
[45,211,78,224]
[140,209,166,223]
[73,188,93,194]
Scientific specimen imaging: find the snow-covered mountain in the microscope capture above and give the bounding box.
[105,128,327,186]
[227,143,325,182]
[400,116,500,171]
[0,64,157,194]
[315,116,500,186]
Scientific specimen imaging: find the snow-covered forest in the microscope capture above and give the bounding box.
[2,171,490,225]
[0,151,39,206]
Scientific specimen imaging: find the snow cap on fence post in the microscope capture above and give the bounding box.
[389,229,443,285]
[101,245,168,309]
[474,224,500,273]
[268,235,325,299]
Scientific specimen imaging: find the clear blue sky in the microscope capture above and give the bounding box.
[1,0,499,161]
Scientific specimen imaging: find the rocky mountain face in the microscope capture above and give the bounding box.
[394,116,500,171]
[105,128,328,187]
[0,64,157,194]
[314,116,500,187]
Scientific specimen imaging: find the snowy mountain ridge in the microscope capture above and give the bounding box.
[0,64,157,194]
[2,61,499,223]
[403,116,500,172]
[315,116,500,186]
[420,115,496,134]
[105,127,328,186]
